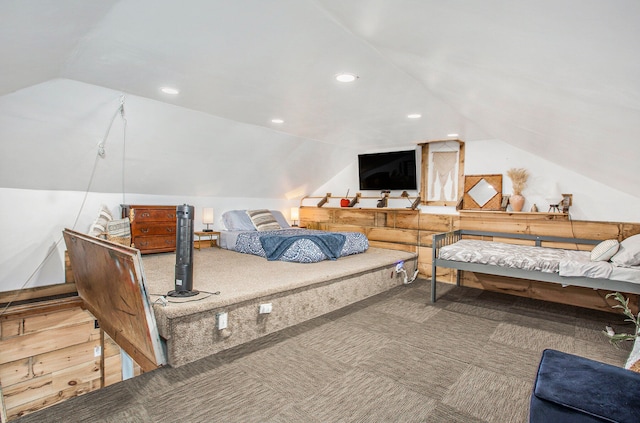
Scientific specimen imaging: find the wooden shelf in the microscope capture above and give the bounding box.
[459,210,569,220]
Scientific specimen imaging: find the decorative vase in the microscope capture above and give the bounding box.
[510,194,525,212]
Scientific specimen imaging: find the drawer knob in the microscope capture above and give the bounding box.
[141,228,149,233]
[141,212,151,218]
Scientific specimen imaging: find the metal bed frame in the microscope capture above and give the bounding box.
[431,230,640,303]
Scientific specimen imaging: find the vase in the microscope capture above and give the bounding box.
[510,194,525,212]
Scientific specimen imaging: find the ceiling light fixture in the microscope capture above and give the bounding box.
[160,87,179,95]
[271,119,284,124]
[335,73,358,82]
[447,133,459,137]
[407,113,422,119]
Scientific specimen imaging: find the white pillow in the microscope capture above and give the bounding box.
[88,204,113,237]
[590,239,619,262]
[611,234,640,267]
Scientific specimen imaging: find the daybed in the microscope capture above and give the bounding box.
[218,209,369,263]
[431,230,640,303]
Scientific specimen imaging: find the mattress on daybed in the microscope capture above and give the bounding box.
[221,228,369,263]
[438,239,640,284]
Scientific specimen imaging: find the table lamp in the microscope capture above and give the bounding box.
[202,207,214,232]
[290,207,299,227]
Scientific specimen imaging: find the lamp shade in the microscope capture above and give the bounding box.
[202,208,214,225]
[290,207,299,221]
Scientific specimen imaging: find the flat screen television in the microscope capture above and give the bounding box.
[358,150,417,191]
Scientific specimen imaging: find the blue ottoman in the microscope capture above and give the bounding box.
[530,349,640,423]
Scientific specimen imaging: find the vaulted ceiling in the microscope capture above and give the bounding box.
[1,1,639,198]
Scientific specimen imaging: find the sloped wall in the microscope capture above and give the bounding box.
[0,189,297,292]
[313,139,640,222]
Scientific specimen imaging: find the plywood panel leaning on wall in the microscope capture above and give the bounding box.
[62,229,166,373]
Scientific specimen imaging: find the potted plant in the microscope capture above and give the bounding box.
[506,168,529,212]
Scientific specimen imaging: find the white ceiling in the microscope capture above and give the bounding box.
[1,0,639,198]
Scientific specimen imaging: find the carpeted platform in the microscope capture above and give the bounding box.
[142,247,417,367]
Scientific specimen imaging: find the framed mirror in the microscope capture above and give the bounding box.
[462,174,503,210]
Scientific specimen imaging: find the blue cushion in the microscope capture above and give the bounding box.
[530,349,640,423]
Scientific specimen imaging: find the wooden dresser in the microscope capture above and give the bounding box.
[122,205,177,254]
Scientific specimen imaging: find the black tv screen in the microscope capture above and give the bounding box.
[358,150,417,190]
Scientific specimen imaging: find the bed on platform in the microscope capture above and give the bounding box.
[219,209,369,262]
[431,230,640,303]
[64,218,415,369]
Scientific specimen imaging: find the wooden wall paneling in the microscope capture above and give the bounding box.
[0,319,21,339]
[0,302,109,421]
[418,213,455,232]
[460,272,638,314]
[374,211,388,227]
[299,207,332,225]
[0,285,78,307]
[567,221,623,240]
[3,373,54,415]
[394,212,421,229]
[0,320,96,366]
[0,358,30,388]
[334,209,377,226]
[320,223,367,234]
[621,223,640,239]
[31,339,100,378]
[22,308,94,334]
[368,241,417,253]
[366,227,418,245]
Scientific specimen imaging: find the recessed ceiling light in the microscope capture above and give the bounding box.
[447,133,459,137]
[271,118,284,124]
[407,113,422,119]
[160,87,179,95]
[335,73,358,82]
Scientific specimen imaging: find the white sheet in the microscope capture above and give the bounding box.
[558,250,613,279]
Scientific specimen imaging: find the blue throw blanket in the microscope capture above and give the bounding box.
[259,233,347,261]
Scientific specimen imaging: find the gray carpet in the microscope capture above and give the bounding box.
[14,280,632,423]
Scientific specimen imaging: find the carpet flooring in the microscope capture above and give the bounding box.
[14,280,632,423]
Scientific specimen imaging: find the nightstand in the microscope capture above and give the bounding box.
[194,231,220,250]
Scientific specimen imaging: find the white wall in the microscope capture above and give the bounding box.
[314,139,640,221]
[0,188,297,292]
[4,138,639,294]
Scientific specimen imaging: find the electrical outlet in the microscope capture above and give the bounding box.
[216,312,228,330]
[259,303,272,314]
[94,346,102,357]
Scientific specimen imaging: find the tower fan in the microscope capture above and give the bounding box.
[168,204,199,297]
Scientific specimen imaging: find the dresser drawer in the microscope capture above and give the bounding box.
[131,223,176,237]
[132,235,176,253]
[130,207,176,223]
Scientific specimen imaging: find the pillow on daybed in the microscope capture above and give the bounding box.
[590,239,619,262]
[222,210,290,231]
[88,204,113,237]
[611,234,640,267]
[246,209,281,231]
